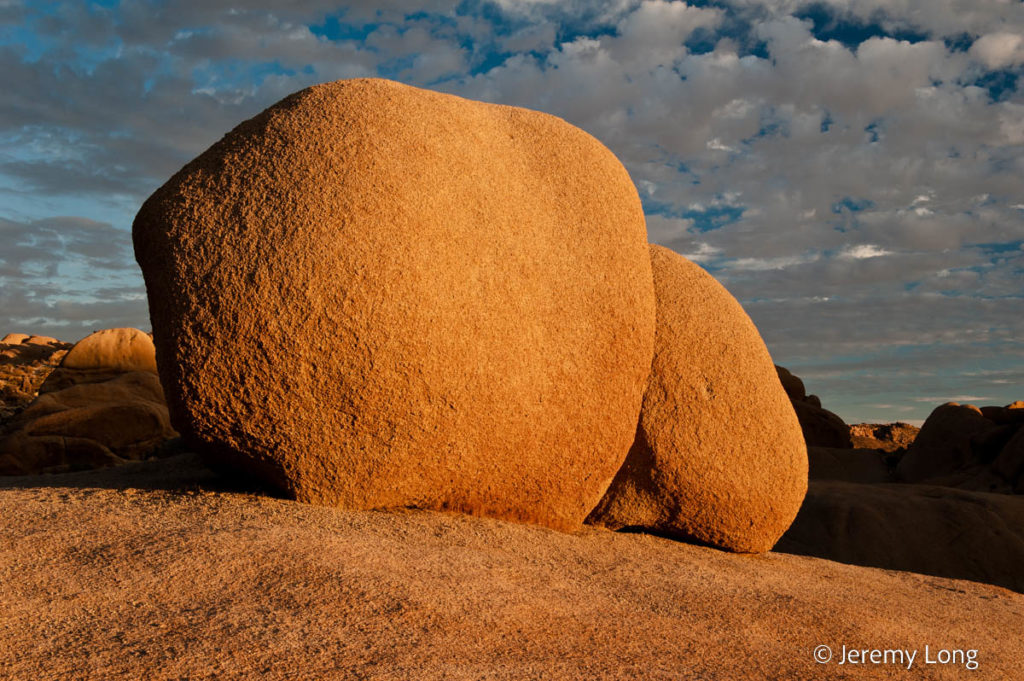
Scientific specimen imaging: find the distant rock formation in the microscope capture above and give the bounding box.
[849,422,920,452]
[41,328,159,392]
[786,397,1024,592]
[778,479,1024,592]
[587,246,807,553]
[61,327,157,373]
[133,78,656,530]
[774,365,852,448]
[775,364,806,402]
[0,329,177,475]
[1,333,30,345]
[25,335,60,345]
[0,334,70,422]
[896,400,1024,493]
[898,403,993,482]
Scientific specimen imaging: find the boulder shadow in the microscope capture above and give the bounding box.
[0,440,285,498]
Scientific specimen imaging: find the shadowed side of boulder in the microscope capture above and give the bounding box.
[807,446,892,483]
[777,479,1024,593]
[897,402,996,483]
[790,399,853,448]
[774,366,852,448]
[0,371,177,475]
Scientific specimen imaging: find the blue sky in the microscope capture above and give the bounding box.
[1,0,1022,424]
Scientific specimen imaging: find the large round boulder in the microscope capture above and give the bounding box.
[586,245,807,552]
[132,78,656,529]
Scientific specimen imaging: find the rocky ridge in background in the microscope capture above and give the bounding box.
[850,421,920,452]
[775,365,1024,591]
[774,365,852,448]
[0,333,70,422]
[0,328,178,475]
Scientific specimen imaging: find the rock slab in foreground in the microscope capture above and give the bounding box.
[133,78,655,530]
[0,457,1020,680]
[588,245,807,553]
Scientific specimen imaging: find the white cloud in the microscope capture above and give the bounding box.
[679,242,722,263]
[911,396,994,403]
[611,1,723,67]
[969,31,1024,69]
[838,244,893,259]
[725,253,821,271]
[706,137,739,153]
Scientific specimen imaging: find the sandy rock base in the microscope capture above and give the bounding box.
[1,456,1021,680]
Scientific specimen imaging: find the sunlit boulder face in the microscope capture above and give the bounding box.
[38,327,159,392]
[1,334,30,345]
[587,245,808,553]
[61,328,157,374]
[0,334,70,422]
[132,78,656,530]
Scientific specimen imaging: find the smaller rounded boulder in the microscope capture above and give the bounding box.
[61,328,158,374]
[896,402,994,483]
[587,245,808,553]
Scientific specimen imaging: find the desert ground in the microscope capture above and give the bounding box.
[2,452,1023,680]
